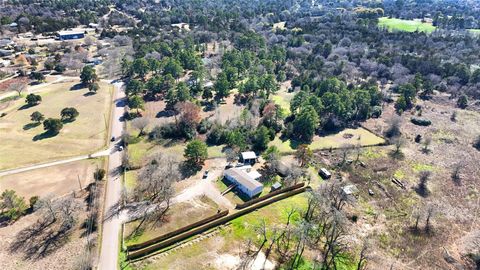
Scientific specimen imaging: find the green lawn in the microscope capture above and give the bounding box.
[127,138,226,168]
[125,170,138,192]
[378,17,436,33]
[227,193,308,241]
[270,128,385,154]
[271,94,291,115]
[0,80,113,170]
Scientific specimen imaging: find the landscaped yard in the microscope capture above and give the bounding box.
[378,17,436,33]
[0,80,113,169]
[270,127,386,154]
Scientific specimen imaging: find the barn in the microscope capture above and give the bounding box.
[224,167,263,198]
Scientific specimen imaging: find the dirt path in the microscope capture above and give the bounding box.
[0,147,113,177]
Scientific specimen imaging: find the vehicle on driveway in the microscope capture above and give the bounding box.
[111,136,116,142]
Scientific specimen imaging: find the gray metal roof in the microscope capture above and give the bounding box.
[241,151,257,160]
[224,168,263,191]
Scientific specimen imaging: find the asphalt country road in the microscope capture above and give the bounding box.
[98,82,125,270]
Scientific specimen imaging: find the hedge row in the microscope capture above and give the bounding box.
[127,210,229,252]
[127,186,308,261]
[235,182,305,209]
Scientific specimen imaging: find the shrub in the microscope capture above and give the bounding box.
[197,119,212,134]
[122,132,141,145]
[148,123,180,140]
[457,94,468,109]
[94,168,106,181]
[29,196,39,209]
[410,117,431,126]
[206,125,227,145]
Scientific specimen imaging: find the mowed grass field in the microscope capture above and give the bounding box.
[270,127,385,154]
[0,158,103,199]
[378,17,436,33]
[0,80,113,170]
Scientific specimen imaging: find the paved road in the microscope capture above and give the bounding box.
[98,82,125,270]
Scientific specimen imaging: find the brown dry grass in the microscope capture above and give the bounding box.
[0,158,103,199]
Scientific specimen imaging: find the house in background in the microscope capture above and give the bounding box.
[240,151,257,165]
[224,166,263,198]
[58,30,85,40]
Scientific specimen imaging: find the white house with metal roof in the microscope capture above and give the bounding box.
[224,166,263,198]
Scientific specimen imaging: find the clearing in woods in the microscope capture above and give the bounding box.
[378,17,436,33]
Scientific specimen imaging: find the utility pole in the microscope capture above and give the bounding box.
[103,113,108,132]
[78,174,82,191]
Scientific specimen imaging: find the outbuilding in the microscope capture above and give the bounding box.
[58,30,85,40]
[240,151,257,165]
[319,168,331,179]
[224,167,263,198]
[271,182,282,192]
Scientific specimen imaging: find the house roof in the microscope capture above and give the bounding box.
[272,182,282,189]
[224,168,263,191]
[247,170,262,180]
[241,151,257,160]
[320,168,331,176]
[58,30,84,36]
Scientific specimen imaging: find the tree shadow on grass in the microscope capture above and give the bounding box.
[179,161,202,180]
[10,218,73,260]
[23,122,40,130]
[18,104,36,111]
[33,131,59,141]
[83,91,95,97]
[156,109,176,118]
[69,83,84,91]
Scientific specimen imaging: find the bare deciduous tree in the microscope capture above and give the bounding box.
[131,153,180,233]
[385,115,402,138]
[391,137,405,159]
[451,162,463,185]
[422,136,432,154]
[9,82,27,96]
[131,117,150,137]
